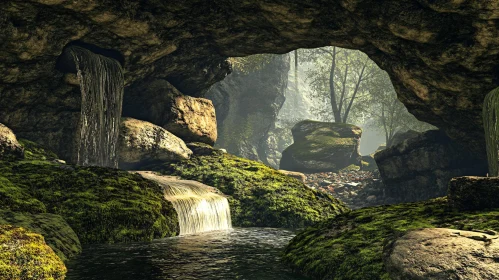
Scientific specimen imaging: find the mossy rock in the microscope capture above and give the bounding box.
[18,139,59,161]
[0,160,179,244]
[0,225,67,280]
[283,197,499,280]
[0,210,81,261]
[157,153,349,228]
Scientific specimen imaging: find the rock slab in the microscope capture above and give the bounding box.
[385,228,499,280]
[448,176,499,211]
[119,118,192,169]
[280,120,361,173]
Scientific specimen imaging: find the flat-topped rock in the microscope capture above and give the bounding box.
[385,228,499,280]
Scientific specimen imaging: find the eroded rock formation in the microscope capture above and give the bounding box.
[2,0,497,163]
[0,123,23,160]
[206,54,289,165]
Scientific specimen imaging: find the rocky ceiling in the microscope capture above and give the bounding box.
[1,0,498,159]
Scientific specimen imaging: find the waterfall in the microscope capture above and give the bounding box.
[137,172,232,235]
[69,46,124,168]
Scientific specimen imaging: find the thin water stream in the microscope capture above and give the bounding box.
[66,228,306,280]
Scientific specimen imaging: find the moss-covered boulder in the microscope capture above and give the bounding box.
[0,225,66,280]
[283,198,499,280]
[280,120,362,173]
[157,153,348,228]
[0,160,179,244]
[0,210,81,261]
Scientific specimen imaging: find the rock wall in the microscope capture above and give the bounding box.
[206,54,290,166]
[375,130,487,202]
[2,0,499,168]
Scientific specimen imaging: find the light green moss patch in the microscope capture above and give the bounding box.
[283,198,499,280]
[18,139,58,161]
[156,153,349,228]
[0,210,81,261]
[0,225,66,280]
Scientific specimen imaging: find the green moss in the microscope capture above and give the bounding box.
[156,153,349,228]
[283,198,499,280]
[339,164,361,172]
[0,160,179,244]
[0,225,67,280]
[0,176,46,213]
[0,210,81,261]
[18,139,58,161]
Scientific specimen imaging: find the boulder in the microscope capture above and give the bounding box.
[278,170,307,183]
[119,118,192,169]
[280,120,362,173]
[0,123,23,160]
[0,225,67,280]
[124,79,218,145]
[448,176,499,211]
[0,210,81,261]
[385,228,499,280]
[360,155,377,171]
[374,130,486,203]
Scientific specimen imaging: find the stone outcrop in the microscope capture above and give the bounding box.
[206,54,289,166]
[0,123,23,160]
[448,176,499,211]
[0,225,67,280]
[375,130,486,202]
[186,142,224,156]
[280,120,362,173]
[124,79,217,145]
[118,118,192,169]
[385,228,499,280]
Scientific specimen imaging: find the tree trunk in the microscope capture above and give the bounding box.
[329,47,342,122]
[483,88,499,176]
[342,63,366,123]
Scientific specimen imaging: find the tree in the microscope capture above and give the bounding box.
[303,47,377,124]
[366,68,435,146]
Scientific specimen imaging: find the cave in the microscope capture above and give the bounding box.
[1,1,499,279]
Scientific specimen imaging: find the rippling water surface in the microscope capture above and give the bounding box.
[66,228,307,280]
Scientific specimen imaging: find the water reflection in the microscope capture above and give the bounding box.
[66,228,306,280]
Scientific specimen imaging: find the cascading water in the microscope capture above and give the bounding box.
[138,172,232,235]
[68,46,124,168]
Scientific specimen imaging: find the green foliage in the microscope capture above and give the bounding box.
[0,160,179,244]
[483,87,499,176]
[283,198,499,280]
[0,225,67,280]
[156,153,349,228]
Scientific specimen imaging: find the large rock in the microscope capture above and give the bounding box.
[206,54,289,166]
[448,176,499,211]
[0,123,23,160]
[0,225,67,280]
[375,130,486,203]
[119,118,192,169]
[385,228,499,280]
[390,129,421,147]
[124,79,217,145]
[280,120,362,173]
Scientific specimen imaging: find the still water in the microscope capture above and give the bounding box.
[66,228,307,280]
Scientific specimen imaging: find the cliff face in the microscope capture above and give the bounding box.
[1,0,498,159]
[206,55,290,166]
